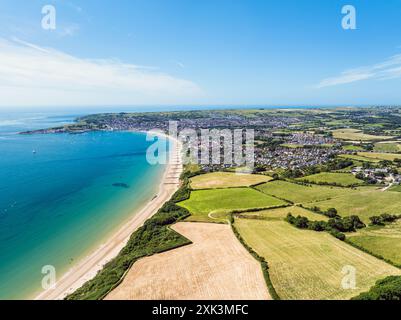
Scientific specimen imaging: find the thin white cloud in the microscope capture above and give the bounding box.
[58,24,80,37]
[0,38,202,107]
[316,54,401,88]
[10,37,51,53]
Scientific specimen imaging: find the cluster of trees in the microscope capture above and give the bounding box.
[145,201,190,227]
[306,158,354,175]
[326,215,366,232]
[308,206,339,218]
[352,276,401,300]
[369,213,401,226]
[355,172,378,185]
[172,168,204,202]
[361,162,374,170]
[300,178,360,187]
[325,159,354,171]
[253,166,267,173]
[285,213,365,241]
[282,159,354,179]
[313,129,332,137]
[379,160,393,167]
[282,169,304,179]
[256,137,285,149]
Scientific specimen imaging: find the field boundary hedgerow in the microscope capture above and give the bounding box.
[250,185,295,204]
[230,215,281,300]
[345,238,401,269]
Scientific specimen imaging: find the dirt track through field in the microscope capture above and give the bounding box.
[105,222,270,300]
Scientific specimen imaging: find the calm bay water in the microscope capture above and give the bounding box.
[0,113,166,299]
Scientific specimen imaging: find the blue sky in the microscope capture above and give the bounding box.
[1,0,401,108]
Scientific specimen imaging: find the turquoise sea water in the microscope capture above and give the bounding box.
[0,113,167,299]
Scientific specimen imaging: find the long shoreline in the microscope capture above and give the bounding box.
[35,133,182,300]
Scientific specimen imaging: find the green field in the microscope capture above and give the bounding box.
[357,152,401,161]
[297,172,364,186]
[389,184,401,192]
[347,220,401,267]
[332,129,393,141]
[281,143,333,148]
[178,188,287,223]
[240,206,328,221]
[343,145,364,151]
[255,180,359,203]
[235,218,401,300]
[312,190,401,224]
[280,143,304,148]
[374,142,401,153]
[189,172,272,189]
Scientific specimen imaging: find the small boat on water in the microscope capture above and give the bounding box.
[32,150,37,154]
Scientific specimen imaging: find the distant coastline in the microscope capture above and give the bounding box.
[18,106,388,136]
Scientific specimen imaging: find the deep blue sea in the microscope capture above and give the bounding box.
[0,112,167,299]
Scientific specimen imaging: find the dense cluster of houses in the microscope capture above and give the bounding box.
[287,133,336,146]
[351,167,401,185]
[256,146,338,170]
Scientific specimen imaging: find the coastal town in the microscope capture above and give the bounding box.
[23,107,401,188]
[4,0,401,305]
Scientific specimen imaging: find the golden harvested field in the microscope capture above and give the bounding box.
[332,129,393,141]
[235,218,401,300]
[105,222,270,300]
[190,172,272,189]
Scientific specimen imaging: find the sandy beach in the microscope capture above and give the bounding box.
[35,134,182,300]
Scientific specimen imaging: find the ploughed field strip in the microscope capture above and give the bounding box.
[234,218,401,300]
[178,187,287,223]
[347,220,401,267]
[189,172,272,189]
[105,222,270,300]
